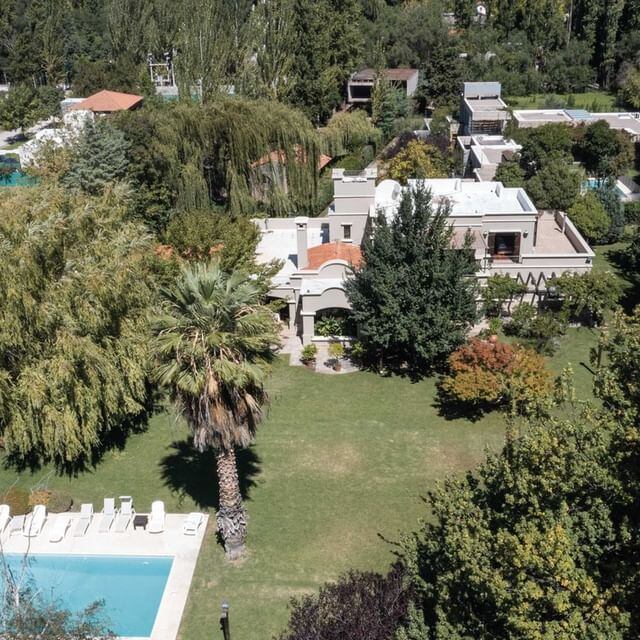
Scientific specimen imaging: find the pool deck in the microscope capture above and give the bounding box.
[0,511,209,640]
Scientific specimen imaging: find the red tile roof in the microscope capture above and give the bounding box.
[253,147,332,171]
[72,90,143,113]
[306,242,362,269]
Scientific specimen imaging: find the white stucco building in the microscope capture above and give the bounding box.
[255,169,594,344]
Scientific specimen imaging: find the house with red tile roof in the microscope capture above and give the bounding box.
[71,90,143,114]
[254,167,593,346]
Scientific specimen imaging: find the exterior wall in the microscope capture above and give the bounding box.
[405,72,419,97]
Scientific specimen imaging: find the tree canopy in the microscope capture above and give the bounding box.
[346,185,478,375]
[0,184,158,467]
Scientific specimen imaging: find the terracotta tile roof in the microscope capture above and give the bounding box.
[306,242,362,269]
[72,90,143,113]
[253,147,332,171]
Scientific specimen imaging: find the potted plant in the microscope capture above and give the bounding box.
[328,341,344,371]
[300,344,318,369]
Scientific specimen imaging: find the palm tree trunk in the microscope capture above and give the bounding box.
[215,447,247,560]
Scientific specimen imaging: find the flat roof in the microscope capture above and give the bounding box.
[351,68,418,82]
[255,227,323,280]
[513,109,640,135]
[375,179,537,218]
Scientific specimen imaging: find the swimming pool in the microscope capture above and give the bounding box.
[1,554,173,637]
[583,177,625,197]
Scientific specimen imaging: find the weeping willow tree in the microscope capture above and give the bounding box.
[320,109,381,158]
[0,184,157,468]
[159,97,321,216]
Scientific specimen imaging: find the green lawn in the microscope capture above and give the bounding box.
[0,242,628,639]
[0,343,599,639]
[506,91,618,111]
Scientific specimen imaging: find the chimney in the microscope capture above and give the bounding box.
[295,216,308,269]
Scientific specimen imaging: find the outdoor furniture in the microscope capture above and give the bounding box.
[148,501,165,534]
[0,504,10,533]
[182,512,204,536]
[49,515,71,543]
[114,496,135,533]
[133,514,148,530]
[73,503,93,537]
[23,504,46,537]
[98,498,117,533]
[9,514,25,536]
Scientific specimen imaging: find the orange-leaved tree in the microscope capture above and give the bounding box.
[440,338,552,414]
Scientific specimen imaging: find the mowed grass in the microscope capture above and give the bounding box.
[0,342,598,639]
[506,91,618,111]
[0,242,625,639]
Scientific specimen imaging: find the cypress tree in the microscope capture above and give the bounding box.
[346,185,478,376]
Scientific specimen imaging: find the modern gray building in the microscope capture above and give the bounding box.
[459,81,509,135]
[347,68,419,104]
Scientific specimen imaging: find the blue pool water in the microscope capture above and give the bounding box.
[583,178,625,197]
[1,554,173,637]
[0,169,36,186]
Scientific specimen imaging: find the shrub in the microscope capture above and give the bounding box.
[315,316,344,337]
[29,489,52,507]
[300,344,318,364]
[278,564,410,640]
[1,487,30,515]
[440,338,552,414]
[624,200,640,224]
[482,274,527,317]
[567,192,610,243]
[47,490,74,513]
[507,304,565,354]
[328,342,344,360]
[551,270,622,326]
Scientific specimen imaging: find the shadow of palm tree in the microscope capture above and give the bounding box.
[159,439,261,510]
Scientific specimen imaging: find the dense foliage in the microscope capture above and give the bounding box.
[0,185,157,467]
[346,185,478,375]
[440,338,552,414]
[278,564,411,640]
[567,192,611,244]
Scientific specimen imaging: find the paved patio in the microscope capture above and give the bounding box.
[0,509,209,640]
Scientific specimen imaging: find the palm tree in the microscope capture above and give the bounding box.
[152,261,279,559]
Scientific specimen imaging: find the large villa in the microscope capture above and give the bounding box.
[255,168,594,344]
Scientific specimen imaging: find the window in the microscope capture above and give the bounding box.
[342,224,352,241]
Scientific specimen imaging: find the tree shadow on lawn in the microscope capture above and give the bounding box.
[602,246,640,312]
[159,439,261,510]
[432,394,491,423]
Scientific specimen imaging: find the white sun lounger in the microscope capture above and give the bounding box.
[98,498,117,533]
[0,504,10,533]
[114,496,135,533]
[23,504,46,537]
[182,512,204,536]
[49,514,71,543]
[148,500,165,534]
[73,503,93,537]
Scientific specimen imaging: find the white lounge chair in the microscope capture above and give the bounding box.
[0,504,10,533]
[98,498,117,533]
[148,500,165,534]
[49,514,71,543]
[73,503,93,537]
[23,504,46,537]
[114,496,134,533]
[182,512,204,536]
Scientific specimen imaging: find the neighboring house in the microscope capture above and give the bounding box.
[459,81,509,135]
[512,108,640,141]
[250,147,333,201]
[347,68,419,104]
[255,168,594,344]
[70,89,143,114]
[457,134,522,181]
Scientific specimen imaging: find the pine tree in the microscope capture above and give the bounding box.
[346,185,478,375]
[63,120,130,195]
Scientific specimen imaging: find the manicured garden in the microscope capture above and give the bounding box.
[506,91,619,111]
[0,323,601,639]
